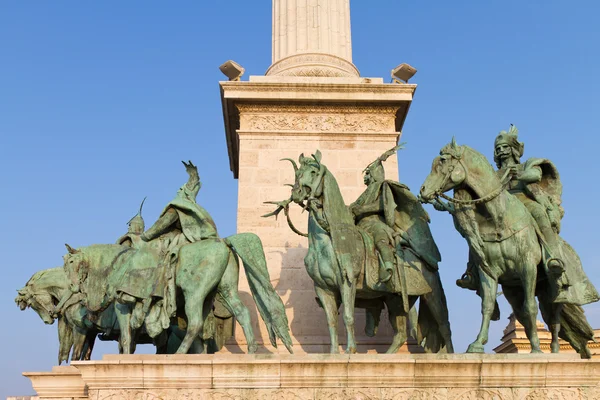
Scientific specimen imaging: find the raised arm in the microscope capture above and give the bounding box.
[141,208,179,242]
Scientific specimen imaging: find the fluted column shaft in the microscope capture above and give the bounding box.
[268,0,358,77]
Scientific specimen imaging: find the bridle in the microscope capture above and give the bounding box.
[432,149,512,206]
[25,290,58,319]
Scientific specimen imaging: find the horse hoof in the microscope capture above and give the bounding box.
[248,344,258,354]
[345,347,357,354]
[466,343,485,353]
[551,342,560,353]
[531,348,543,354]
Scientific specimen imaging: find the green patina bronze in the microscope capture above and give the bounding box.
[265,148,453,354]
[419,130,599,358]
[17,161,293,359]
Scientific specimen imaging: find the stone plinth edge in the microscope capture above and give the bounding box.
[21,354,600,399]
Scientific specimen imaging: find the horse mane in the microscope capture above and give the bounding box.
[27,267,66,289]
[457,145,499,199]
[71,244,129,283]
[321,167,354,226]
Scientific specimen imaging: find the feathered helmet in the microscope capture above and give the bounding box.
[494,124,524,168]
[363,144,404,183]
[127,197,146,234]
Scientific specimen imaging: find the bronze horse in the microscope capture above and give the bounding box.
[267,152,453,354]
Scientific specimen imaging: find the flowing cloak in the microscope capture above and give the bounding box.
[158,196,219,243]
[352,180,441,271]
[503,158,598,305]
[521,158,564,232]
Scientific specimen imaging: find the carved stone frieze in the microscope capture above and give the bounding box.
[92,387,600,400]
[237,104,399,134]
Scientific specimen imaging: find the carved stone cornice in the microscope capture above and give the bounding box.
[219,80,416,178]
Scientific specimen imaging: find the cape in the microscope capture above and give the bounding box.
[368,180,441,270]
[159,196,219,242]
[522,158,564,232]
[351,179,440,270]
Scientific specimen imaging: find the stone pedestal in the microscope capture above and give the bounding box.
[219,0,419,354]
[494,313,600,356]
[20,354,600,399]
[220,76,417,353]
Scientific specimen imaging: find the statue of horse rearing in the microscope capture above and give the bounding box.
[420,139,598,357]
[266,151,453,354]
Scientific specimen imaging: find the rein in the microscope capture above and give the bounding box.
[434,156,512,206]
[283,203,309,237]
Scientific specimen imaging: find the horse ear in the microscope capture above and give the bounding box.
[312,150,322,164]
[299,153,305,163]
[65,244,78,254]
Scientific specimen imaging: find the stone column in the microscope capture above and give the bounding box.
[220,0,419,354]
[267,0,359,77]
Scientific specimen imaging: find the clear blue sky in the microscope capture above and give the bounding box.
[1,1,599,396]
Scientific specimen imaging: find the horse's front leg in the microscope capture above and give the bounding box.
[521,264,542,353]
[115,302,134,354]
[467,269,498,353]
[340,279,358,354]
[550,303,563,353]
[314,285,340,354]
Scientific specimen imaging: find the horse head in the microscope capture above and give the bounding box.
[63,244,112,313]
[420,138,468,202]
[15,268,68,325]
[290,150,326,205]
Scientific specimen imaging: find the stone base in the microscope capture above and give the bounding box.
[21,353,600,399]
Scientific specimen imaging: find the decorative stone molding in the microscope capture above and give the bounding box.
[266,53,359,77]
[23,354,600,400]
[237,104,399,134]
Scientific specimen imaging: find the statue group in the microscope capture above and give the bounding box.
[16,126,599,362]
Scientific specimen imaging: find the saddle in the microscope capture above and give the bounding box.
[357,228,432,297]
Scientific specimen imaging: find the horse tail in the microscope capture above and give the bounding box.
[558,303,595,358]
[417,271,452,353]
[57,315,73,364]
[224,233,293,354]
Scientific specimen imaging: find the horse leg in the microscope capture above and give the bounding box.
[71,328,87,361]
[176,289,207,354]
[217,253,258,354]
[467,270,498,353]
[384,295,407,354]
[521,265,542,353]
[535,280,561,354]
[315,285,340,354]
[340,279,358,354]
[176,243,228,354]
[115,302,134,354]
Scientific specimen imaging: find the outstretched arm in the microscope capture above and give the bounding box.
[141,208,179,241]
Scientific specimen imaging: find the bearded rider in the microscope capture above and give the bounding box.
[456,125,566,290]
